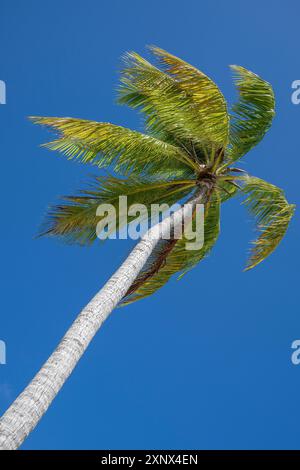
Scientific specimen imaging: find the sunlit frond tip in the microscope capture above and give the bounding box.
[242,176,295,270]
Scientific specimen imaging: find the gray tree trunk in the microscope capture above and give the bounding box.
[0,183,211,450]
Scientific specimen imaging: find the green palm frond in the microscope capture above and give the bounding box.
[242,176,295,270]
[118,50,228,160]
[150,46,229,147]
[40,175,196,245]
[121,194,220,304]
[30,117,196,176]
[217,179,240,202]
[227,66,275,163]
[118,52,205,149]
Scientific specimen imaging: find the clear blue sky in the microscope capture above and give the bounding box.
[1,0,299,450]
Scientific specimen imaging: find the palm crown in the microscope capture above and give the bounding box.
[31,46,295,304]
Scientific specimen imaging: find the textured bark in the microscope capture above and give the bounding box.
[0,183,211,450]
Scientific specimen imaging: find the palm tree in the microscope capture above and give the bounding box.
[0,47,295,450]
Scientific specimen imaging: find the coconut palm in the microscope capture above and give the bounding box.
[0,47,295,449]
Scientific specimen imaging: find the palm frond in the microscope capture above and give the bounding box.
[121,193,220,304]
[227,66,275,163]
[217,179,240,202]
[242,176,295,270]
[40,175,196,245]
[150,46,229,147]
[118,50,228,160]
[30,117,196,176]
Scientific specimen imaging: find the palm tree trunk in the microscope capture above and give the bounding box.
[0,182,211,450]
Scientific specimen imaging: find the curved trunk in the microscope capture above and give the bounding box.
[0,183,211,450]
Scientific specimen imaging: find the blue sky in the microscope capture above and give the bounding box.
[0,0,300,450]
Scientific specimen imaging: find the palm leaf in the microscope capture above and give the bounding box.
[40,175,196,245]
[121,193,220,304]
[242,176,295,270]
[150,46,229,147]
[217,179,240,202]
[30,117,196,177]
[227,66,275,163]
[118,50,228,161]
